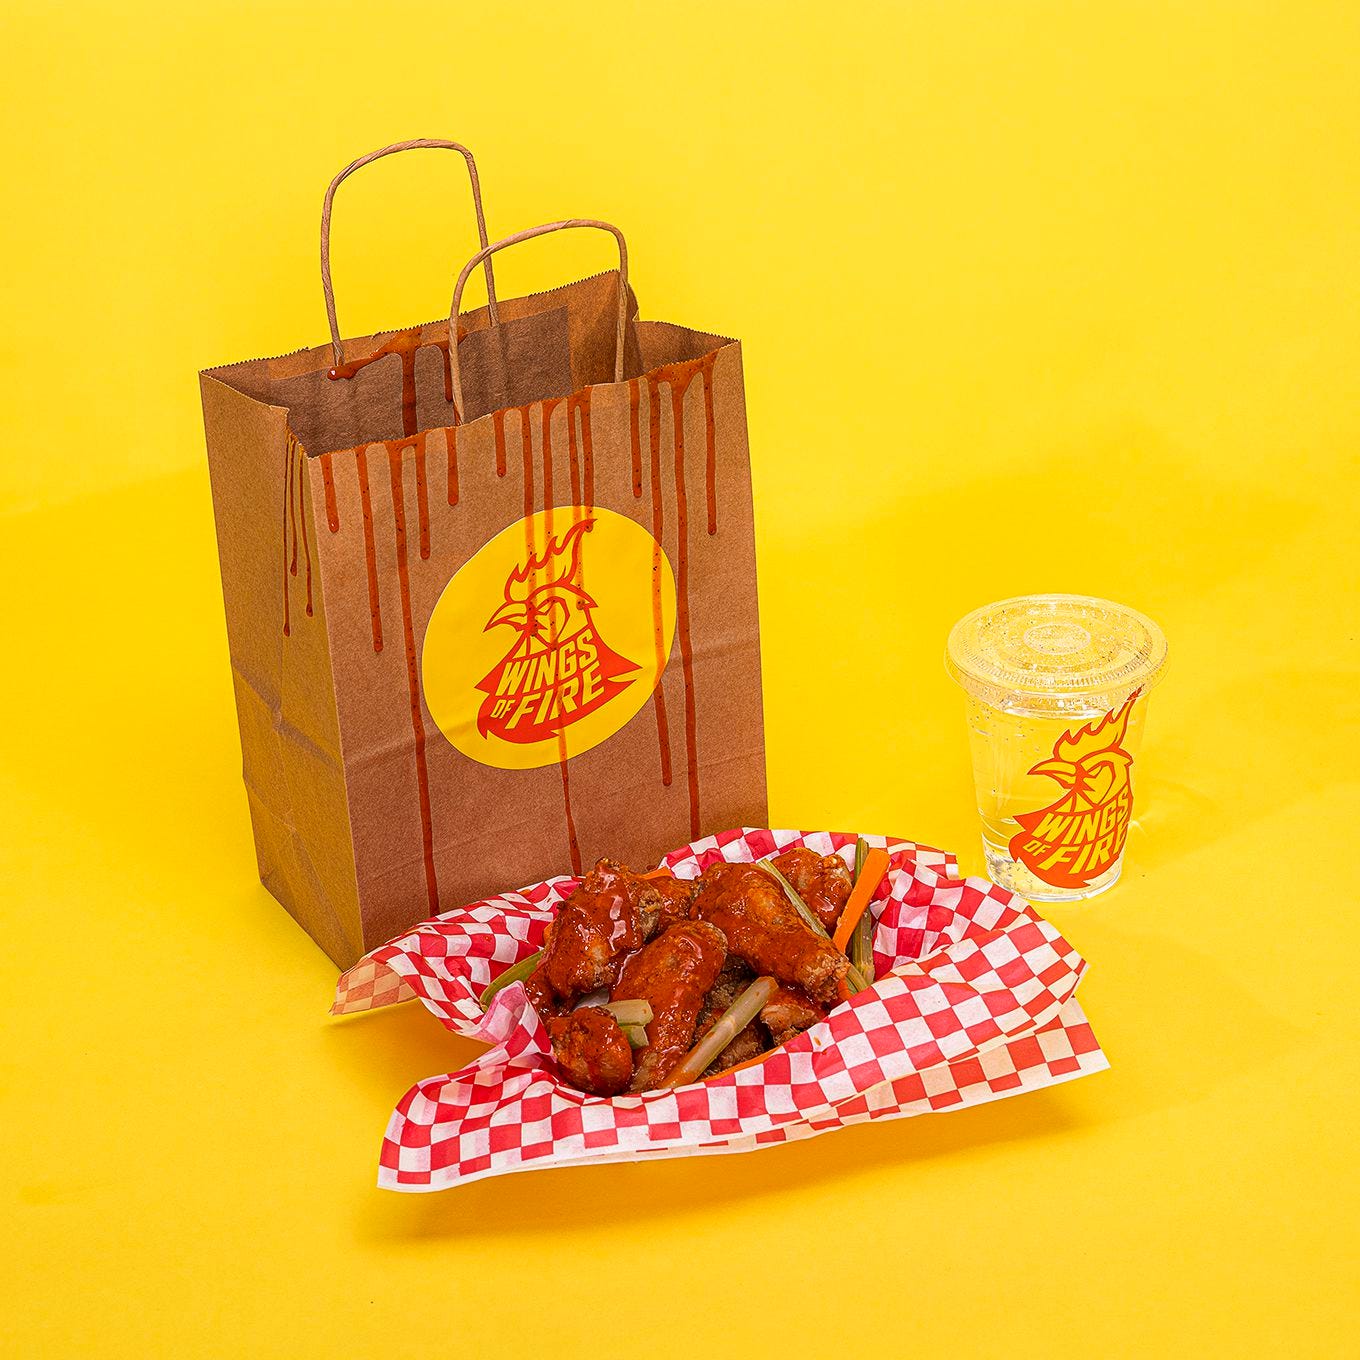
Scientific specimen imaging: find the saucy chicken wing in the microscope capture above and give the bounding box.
[523,969,562,1020]
[771,847,854,933]
[760,984,827,1046]
[547,1007,634,1097]
[695,959,764,1075]
[650,874,699,932]
[692,861,849,1006]
[613,921,728,1091]
[531,859,667,1008]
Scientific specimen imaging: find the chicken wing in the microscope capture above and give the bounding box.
[650,874,699,932]
[692,861,849,1006]
[532,859,666,1007]
[760,984,827,1046]
[613,920,728,1091]
[547,1007,634,1096]
[695,958,765,1076]
[771,847,854,933]
[523,968,562,1020]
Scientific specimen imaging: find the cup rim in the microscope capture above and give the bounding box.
[945,592,1168,716]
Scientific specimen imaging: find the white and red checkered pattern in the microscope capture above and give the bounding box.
[332,829,1107,1191]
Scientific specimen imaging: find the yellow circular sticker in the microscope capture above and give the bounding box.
[423,507,676,770]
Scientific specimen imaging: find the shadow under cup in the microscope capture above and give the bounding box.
[946,594,1169,903]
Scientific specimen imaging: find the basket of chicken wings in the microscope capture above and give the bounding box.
[333,828,1107,1191]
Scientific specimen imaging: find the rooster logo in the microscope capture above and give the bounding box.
[1009,689,1141,888]
[475,517,639,744]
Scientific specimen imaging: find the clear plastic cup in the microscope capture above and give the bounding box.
[946,594,1168,902]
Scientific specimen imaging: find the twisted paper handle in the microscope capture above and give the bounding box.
[320,139,500,366]
[446,219,629,421]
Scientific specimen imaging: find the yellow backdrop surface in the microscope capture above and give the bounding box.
[3,2,1357,1356]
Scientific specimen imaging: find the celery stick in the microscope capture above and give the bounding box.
[661,977,778,1088]
[759,860,869,993]
[601,999,654,1027]
[478,948,542,1010]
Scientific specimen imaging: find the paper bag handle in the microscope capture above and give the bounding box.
[321,139,500,366]
[446,219,629,422]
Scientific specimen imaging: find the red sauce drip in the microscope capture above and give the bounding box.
[645,375,673,787]
[493,409,508,477]
[665,371,702,838]
[701,355,718,535]
[540,397,560,514]
[566,391,595,590]
[355,446,383,652]
[414,433,431,560]
[536,398,583,876]
[281,435,293,638]
[628,378,644,498]
[320,453,340,533]
[287,435,299,578]
[328,323,468,441]
[446,424,459,507]
[382,434,431,559]
[574,389,595,512]
[296,437,313,617]
[557,731,583,876]
[642,355,715,831]
[520,405,534,522]
[329,328,422,438]
[385,446,439,914]
[567,397,582,507]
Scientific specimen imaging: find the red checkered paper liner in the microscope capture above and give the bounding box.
[332,829,1108,1191]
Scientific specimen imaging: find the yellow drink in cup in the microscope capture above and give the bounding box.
[946,594,1168,902]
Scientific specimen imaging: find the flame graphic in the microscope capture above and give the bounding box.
[1009,689,1141,889]
[475,517,639,744]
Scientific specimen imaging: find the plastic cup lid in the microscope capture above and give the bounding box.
[946,593,1168,716]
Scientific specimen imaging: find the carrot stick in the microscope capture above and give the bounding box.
[850,838,876,986]
[832,846,890,954]
[705,1046,775,1080]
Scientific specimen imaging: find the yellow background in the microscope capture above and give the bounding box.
[3,2,1356,1355]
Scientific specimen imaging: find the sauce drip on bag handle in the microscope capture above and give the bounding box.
[320,138,501,367]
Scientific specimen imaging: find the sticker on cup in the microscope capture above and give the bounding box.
[946,595,1167,902]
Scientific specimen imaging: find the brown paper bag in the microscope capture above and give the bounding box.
[200,142,766,967]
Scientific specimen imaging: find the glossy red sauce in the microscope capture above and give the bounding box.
[413,435,430,560]
[700,357,717,535]
[287,436,299,578]
[520,405,534,522]
[329,328,423,437]
[385,442,439,913]
[661,364,702,838]
[644,375,674,789]
[628,378,644,498]
[354,446,383,653]
[570,389,596,512]
[280,434,293,637]
[320,452,340,532]
[296,435,313,617]
[493,408,508,477]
